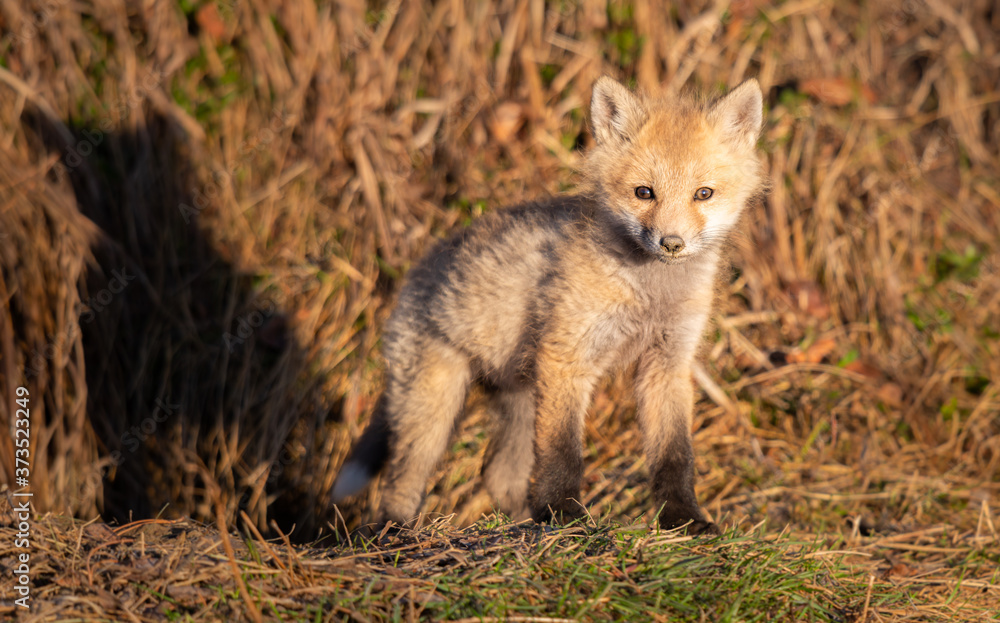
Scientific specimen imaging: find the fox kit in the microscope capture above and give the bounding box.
[333,77,765,534]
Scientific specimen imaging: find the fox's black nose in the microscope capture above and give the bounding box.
[660,235,686,254]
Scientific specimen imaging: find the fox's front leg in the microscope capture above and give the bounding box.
[528,355,597,523]
[636,338,718,535]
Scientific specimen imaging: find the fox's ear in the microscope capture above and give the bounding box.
[709,79,763,151]
[590,77,647,145]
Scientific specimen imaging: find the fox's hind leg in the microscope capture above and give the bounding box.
[482,388,535,520]
[376,338,472,526]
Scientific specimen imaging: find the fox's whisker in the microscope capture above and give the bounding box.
[333,76,766,535]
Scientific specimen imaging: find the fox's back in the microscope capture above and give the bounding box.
[332,76,767,530]
[385,196,593,387]
[384,78,767,388]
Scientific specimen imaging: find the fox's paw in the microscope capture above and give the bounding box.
[660,518,720,536]
[531,499,587,525]
[656,507,720,536]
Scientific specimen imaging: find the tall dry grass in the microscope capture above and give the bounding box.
[0,0,997,539]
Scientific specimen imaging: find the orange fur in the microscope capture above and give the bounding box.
[332,77,766,533]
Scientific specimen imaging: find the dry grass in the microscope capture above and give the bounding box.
[0,0,998,620]
[1,505,997,622]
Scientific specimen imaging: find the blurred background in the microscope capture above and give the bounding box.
[0,0,997,540]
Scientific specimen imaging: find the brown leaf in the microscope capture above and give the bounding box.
[489,102,524,144]
[731,0,771,19]
[876,383,903,407]
[91,587,119,610]
[845,360,882,379]
[735,351,762,370]
[786,280,831,319]
[787,337,837,364]
[801,78,876,106]
[881,560,915,578]
[84,522,119,543]
[196,4,228,43]
[167,585,216,603]
[54,574,84,588]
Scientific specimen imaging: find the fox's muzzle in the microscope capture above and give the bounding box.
[659,235,686,254]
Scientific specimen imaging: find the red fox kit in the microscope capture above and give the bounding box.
[333,77,766,534]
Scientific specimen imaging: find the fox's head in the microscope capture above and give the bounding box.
[583,77,766,263]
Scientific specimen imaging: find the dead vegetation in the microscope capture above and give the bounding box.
[0,0,998,620]
[1,507,997,622]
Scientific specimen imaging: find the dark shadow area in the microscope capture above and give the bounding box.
[20,107,330,540]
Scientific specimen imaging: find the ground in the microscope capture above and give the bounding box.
[0,0,997,621]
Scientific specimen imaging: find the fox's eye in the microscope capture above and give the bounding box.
[635,186,654,200]
[694,187,714,201]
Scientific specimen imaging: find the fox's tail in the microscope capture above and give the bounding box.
[331,397,391,502]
